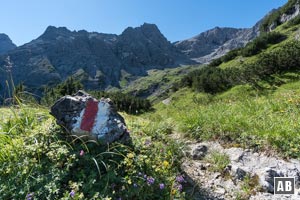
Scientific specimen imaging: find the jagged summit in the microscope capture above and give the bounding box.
[121,23,162,38]
[0,33,16,54]
[174,27,251,63]
[140,23,161,32]
[39,26,72,39]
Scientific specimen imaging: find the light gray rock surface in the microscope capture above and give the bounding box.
[280,4,300,24]
[174,20,261,64]
[182,141,300,199]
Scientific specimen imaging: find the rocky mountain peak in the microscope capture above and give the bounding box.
[174,27,245,62]
[0,33,16,55]
[121,23,163,38]
[140,23,160,33]
[39,26,73,40]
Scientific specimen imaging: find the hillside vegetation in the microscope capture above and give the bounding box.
[159,3,300,158]
[0,105,187,199]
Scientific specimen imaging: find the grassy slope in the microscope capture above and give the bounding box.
[144,82,300,158]
[120,65,200,102]
[0,105,187,199]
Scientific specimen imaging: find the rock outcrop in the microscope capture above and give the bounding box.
[280,3,300,24]
[263,1,300,32]
[174,23,260,64]
[50,90,129,143]
[0,33,16,55]
[183,141,300,200]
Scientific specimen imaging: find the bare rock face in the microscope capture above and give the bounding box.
[280,4,300,24]
[50,90,129,143]
[174,24,260,64]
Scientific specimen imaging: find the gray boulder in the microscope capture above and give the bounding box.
[50,90,130,143]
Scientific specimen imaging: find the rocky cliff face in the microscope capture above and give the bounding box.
[280,3,300,23]
[174,24,260,64]
[0,23,193,96]
[115,23,189,75]
[0,34,16,55]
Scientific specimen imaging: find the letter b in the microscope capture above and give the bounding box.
[285,181,292,191]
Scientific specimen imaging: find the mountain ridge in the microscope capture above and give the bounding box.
[174,15,266,63]
[0,33,16,55]
[0,23,193,98]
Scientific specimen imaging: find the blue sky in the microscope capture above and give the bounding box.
[1,0,287,46]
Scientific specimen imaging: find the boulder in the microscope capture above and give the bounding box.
[50,90,130,143]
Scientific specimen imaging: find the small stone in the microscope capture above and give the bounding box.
[214,172,221,179]
[235,167,247,180]
[191,145,208,160]
[215,186,226,195]
[200,163,207,170]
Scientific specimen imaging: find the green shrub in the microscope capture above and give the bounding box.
[42,80,152,115]
[179,66,241,94]
[208,48,241,67]
[180,40,300,94]
[241,32,286,57]
[42,77,83,105]
[91,91,152,114]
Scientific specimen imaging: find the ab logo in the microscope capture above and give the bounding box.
[274,177,295,195]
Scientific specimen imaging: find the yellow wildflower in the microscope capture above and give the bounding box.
[127,153,134,159]
[163,160,169,168]
[171,189,177,195]
[128,179,132,185]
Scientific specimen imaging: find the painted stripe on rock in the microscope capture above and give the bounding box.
[92,102,110,138]
[80,100,99,131]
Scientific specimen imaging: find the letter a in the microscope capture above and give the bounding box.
[277,181,284,191]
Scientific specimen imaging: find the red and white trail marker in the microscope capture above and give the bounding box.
[72,99,110,139]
